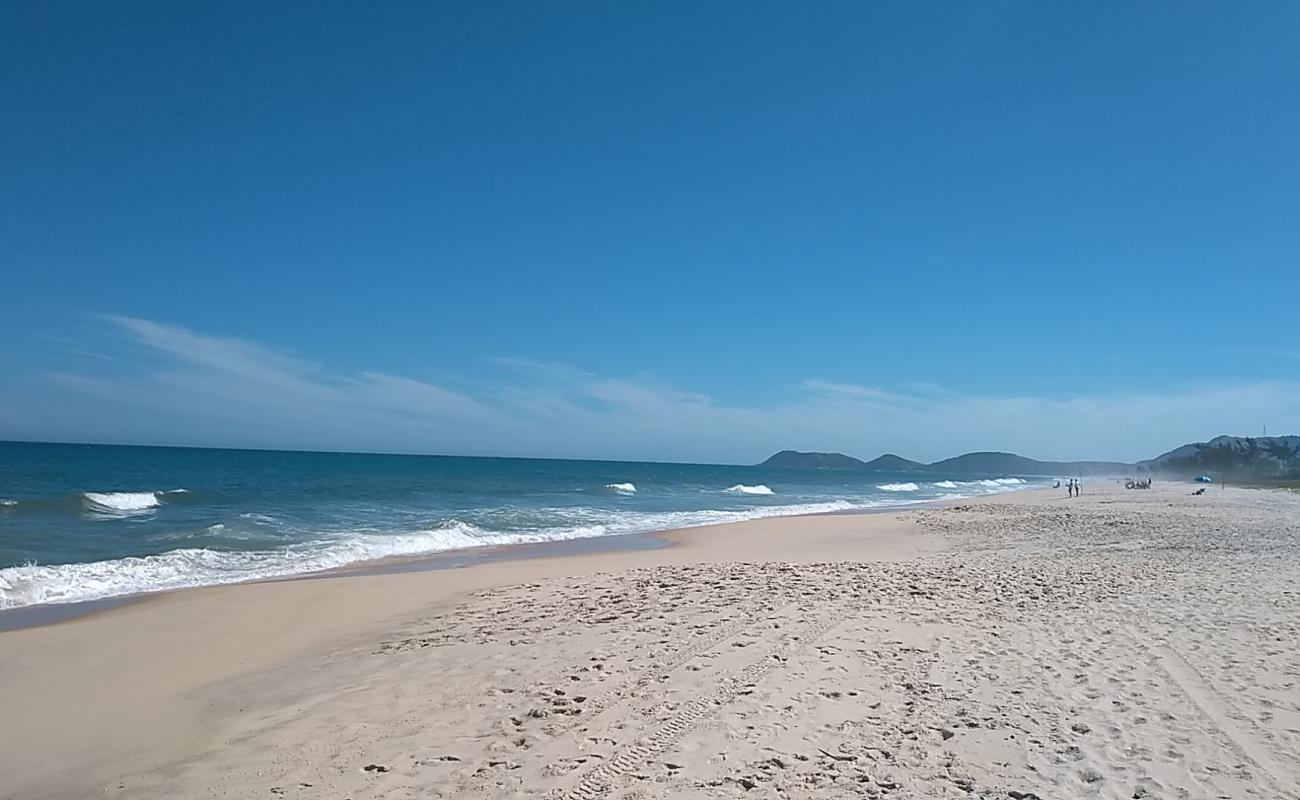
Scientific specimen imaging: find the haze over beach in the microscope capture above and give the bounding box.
[2,3,1299,799]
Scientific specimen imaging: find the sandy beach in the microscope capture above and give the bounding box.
[2,482,1298,799]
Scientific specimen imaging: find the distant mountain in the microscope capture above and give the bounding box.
[861,453,927,471]
[1139,435,1300,478]
[927,451,1129,476]
[758,450,871,470]
[755,449,1114,474]
[757,436,1299,479]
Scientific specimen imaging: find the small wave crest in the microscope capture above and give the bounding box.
[604,482,637,495]
[83,491,164,514]
[724,484,774,495]
[876,482,919,492]
[929,478,1027,490]
[0,499,17,508]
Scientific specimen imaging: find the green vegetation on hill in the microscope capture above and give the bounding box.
[1138,436,1300,479]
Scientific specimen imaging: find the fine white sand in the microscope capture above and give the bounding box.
[2,482,1298,799]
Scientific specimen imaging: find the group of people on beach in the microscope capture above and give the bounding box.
[1056,478,1082,497]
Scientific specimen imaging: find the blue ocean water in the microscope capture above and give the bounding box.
[0,442,1041,609]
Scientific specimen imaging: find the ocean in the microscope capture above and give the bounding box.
[0,442,1041,609]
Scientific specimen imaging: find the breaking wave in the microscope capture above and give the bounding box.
[724,484,774,495]
[83,491,164,514]
[928,478,1026,490]
[0,499,878,609]
[0,462,1041,611]
[0,520,553,609]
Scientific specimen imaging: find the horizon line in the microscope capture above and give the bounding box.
[5,436,1281,469]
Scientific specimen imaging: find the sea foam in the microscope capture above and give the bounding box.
[605,482,637,495]
[0,500,875,609]
[725,484,774,495]
[876,482,919,492]
[83,491,164,514]
[0,520,587,609]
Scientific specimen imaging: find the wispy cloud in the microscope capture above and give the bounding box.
[797,379,904,403]
[5,315,1299,463]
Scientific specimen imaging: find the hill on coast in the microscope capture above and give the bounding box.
[927,452,1130,476]
[760,451,928,471]
[758,435,1299,478]
[862,453,928,471]
[1137,435,1300,479]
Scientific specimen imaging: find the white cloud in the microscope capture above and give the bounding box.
[5,315,1300,463]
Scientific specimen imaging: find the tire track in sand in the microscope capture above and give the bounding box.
[546,606,848,800]
[1153,642,1300,799]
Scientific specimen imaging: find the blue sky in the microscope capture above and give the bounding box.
[3,2,1299,463]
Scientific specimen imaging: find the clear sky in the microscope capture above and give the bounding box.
[3,2,1299,464]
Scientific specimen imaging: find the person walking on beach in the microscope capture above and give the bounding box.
[1066,479,1074,497]
[1077,478,1082,496]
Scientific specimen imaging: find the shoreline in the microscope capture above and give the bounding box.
[5,482,1292,799]
[1,493,959,799]
[0,487,1030,632]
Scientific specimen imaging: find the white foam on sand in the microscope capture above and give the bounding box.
[0,499,889,609]
[0,520,588,610]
